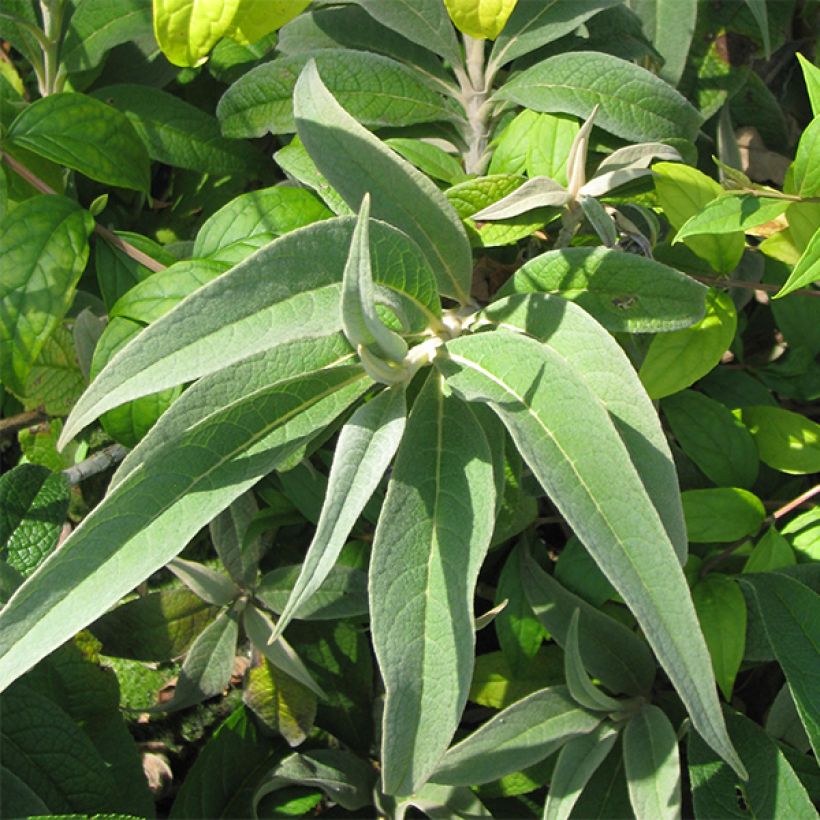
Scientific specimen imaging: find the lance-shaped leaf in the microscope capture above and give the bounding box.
[439,331,745,778]
[580,142,683,198]
[497,248,707,335]
[543,723,620,820]
[431,686,601,786]
[168,557,240,607]
[635,0,697,87]
[774,226,820,299]
[342,195,408,363]
[370,373,495,795]
[60,217,437,447]
[521,549,655,696]
[469,176,569,221]
[481,293,688,558]
[623,704,682,820]
[738,573,820,758]
[675,194,790,240]
[0,195,94,397]
[273,386,406,641]
[579,194,617,246]
[494,52,703,143]
[152,606,240,712]
[389,782,492,818]
[293,60,473,304]
[564,610,623,712]
[210,492,264,588]
[0,366,370,691]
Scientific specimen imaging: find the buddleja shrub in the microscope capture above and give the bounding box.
[1,1,818,818]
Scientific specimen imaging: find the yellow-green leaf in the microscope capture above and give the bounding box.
[224,0,310,46]
[444,0,518,40]
[740,406,820,475]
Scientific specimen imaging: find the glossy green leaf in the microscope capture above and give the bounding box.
[24,325,85,417]
[218,50,459,138]
[273,386,405,640]
[653,162,745,274]
[640,289,737,400]
[743,526,796,574]
[7,93,150,192]
[739,573,820,758]
[774,226,820,298]
[154,606,239,712]
[495,52,702,143]
[443,0,518,39]
[0,464,69,578]
[431,686,600,786]
[692,574,746,701]
[740,405,820,475]
[60,0,153,75]
[293,61,473,303]
[689,709,816,819]
[479,293,687,558]
[0,195,93,397]
[682,488,765,543]
[521,550,655,696]
[564,610,622,712]
[370,373,495,795]
[346,0,462,67]
[676,194,790,240]
[498,247,707,333]
[193,186,330,260]
[90,589,219,662]
[793,116,820,199]
[94,84,260,174]
[0,366,369,691]
[60,218,435,447]
[488,0,621,70]
[440,331,744,777]
[623,704,682,820]
[244,659,317,747]
[662,390,759,488]
[797,53,820,117]
[543,723,620,820]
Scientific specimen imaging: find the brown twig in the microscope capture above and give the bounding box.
[0,408,48,437]
[690,273,820,298]
[772,484,819,521]
[62,443,128,486]
[1,151,166,273]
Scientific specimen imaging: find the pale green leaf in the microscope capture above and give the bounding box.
[439,330,744,777]
[639,289,737,400]
[370,373,495,795]
[443,0,518,40]
[467,176,569,221]
[739,573,820,758]
[489,0,621,71]
[0,195,93,397]
[682,488,766,543]
[217,50,459,138]
[497,247,707,334]
[740,405,820,475]
[222,0,310,46]
[623,704,682,820]
[293,60,472,303]
[60,218,436,447]
[392,782,492,818]
[153,606,239,712]
[632,0,697,86]
[167,557,239,607]
[7,93,151,192]
[543,723,620,820]
[774,226,820,298]
[480,293,688,558]
[431,686,600,786]
[692,574,747,701]
[273,386,405,640]
[0,366,370,691]
[564,610,623,712]
[653,162,745,274]
[675,194,790,240]
[94,83,260,174]
[385,138,468,185]
[494,52,703,143]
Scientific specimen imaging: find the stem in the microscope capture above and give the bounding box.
[0,409,48,437]
[0,151,166,273]
[457,35,493,176]
[554,204,583,249]
[772,484,819,520]
[38,0,65,96]
[62,444,128,486]
[690,273,820,299]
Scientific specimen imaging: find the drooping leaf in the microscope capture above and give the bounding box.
[623,704,682,820]
[370,373,495,795]
[439,330,744,777]
[0,464,69,578]
[543,723,620,820]
[218,50,459,138]
[293,60,473,303]
[273,385,405,639]
[497,246,708,333]
[7,93,151,192]
[740,406,820,475]
[692,574,747,701]
[0,195,93,397]
[494,52,703,143]
[639,289,737,400]
[431,686,600,786]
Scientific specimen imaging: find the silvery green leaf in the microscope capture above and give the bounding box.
[564,610,623,712]
[209,493,265,588]
[578,195,618,247]
[469,177,569,221]
[167,557,240,607]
